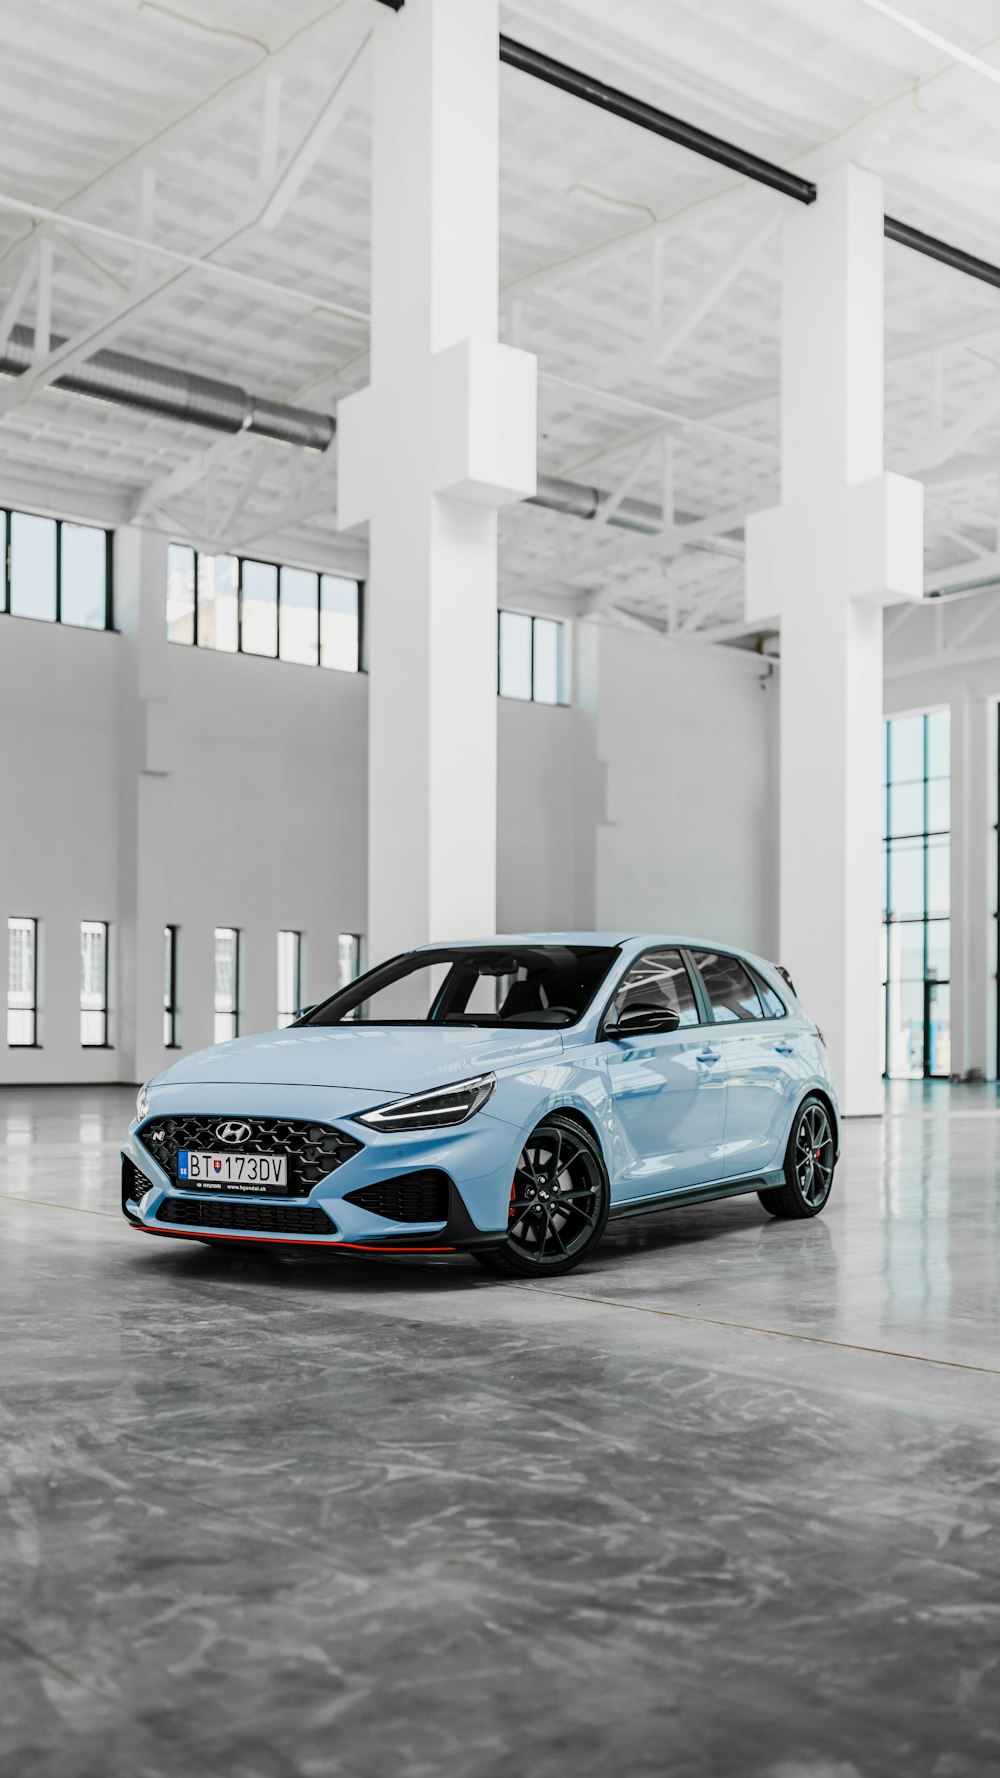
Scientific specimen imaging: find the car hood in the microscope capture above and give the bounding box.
[157,1024,566,1095]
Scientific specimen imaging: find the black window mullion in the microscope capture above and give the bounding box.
[105,528,114,632]
[193,550,200,648]
[237,556,244,654]
[357,579,366,674]
[55,520,62,624]
[316,573,321,667]
[3,507,9,614]
[276,567,282,659]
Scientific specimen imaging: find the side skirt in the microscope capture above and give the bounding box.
[607,1167,785,1222]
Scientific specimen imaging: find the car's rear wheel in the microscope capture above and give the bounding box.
[475,1113,610,1278]
[759,1095,836,1219]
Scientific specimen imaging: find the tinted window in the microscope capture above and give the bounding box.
[611,949,699,1028]
[749,966,786,1019]
[305,945,619,1028]
[693,951,764,1023]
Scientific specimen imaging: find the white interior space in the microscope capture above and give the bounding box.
[3,3,1000,1773]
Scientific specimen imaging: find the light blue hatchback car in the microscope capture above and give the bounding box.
[122,934,840,1278]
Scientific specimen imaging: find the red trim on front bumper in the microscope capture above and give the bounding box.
[131,1224,457,1253]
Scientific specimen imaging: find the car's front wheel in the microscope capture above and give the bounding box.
[475,1113,610,1278]
[759,1095,836,1219]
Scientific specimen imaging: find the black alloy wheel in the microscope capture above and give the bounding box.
[760,1095,837,1219]
[476,1112,610,1278]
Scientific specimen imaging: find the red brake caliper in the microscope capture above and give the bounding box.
[509,1179,518,1224]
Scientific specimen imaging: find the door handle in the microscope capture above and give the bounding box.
[774,1041,794,1055]
[696,1047,721,1064]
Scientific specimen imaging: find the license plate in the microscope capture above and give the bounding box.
[177,1150,288,1193]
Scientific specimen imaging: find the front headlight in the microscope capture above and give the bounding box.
[136,1081,150,1122]
[355,1072,496,1132]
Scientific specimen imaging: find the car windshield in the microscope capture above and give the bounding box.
[301,945,621,1029]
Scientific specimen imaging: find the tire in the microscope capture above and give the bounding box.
[759,1095,836,1220]
[474,1112,610,1278]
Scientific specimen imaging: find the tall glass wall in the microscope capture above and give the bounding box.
[882,710,951,1079]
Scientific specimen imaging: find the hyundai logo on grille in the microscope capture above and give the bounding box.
[216,1121,252,1145]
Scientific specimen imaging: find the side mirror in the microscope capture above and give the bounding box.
[604,1003,681,1039]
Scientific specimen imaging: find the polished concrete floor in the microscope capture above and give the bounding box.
[1,1083,999,1778]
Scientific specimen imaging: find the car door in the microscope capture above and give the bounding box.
[687,950,797,1179]
[600,948,727,1201]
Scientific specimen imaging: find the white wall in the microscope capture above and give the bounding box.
[594,625,779,955]
[0,619,122,1082]
[0,533,781,1083]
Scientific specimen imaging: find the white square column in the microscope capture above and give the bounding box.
[746,167,924,1115]
[116,526,174,1085]
[338,0,537,963]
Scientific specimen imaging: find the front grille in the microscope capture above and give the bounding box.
[157,1198,336,1235]
[344,1170,451,1223]
[139,1116,361,1195]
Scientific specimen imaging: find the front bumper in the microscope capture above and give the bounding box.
[121,1089,516,1254]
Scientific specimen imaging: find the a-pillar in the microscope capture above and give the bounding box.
[116,526,173,1084]
[746,166,924,1115]
[337,0,536,963]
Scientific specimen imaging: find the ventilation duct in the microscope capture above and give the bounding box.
[0,326,742,553]
[0,324,336,452]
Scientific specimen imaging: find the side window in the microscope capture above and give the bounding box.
[749,966,786,1020]
[693,951,765,1023]
[611,949,699,1028]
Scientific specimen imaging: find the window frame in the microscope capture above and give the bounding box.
[213,927,242,1044]
[598,945,702,1036]
[2,506,113,630]
[688,949,770,1025]
[7,915,39,1048]
[170,540,364,674]
[883,710,951,1080]
[277,929,303,1028]
[164,925,180,1050]
[497,609,569,707]
[80,919,111,1049]
[598,945,789,1039]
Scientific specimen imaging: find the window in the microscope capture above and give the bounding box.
[167,544,196,645]
[197,554,238,652]
[277,931,302,1028]
[7,917,38,1046]
[498,611,568,705]
[2,507,111,629]
[279,567,319,665]
[322,574,362,671]
[748,966,786,1020]
[693,951,765,1023]
[883,711,950,1079]
[305,944,619,1028]
[338,933,363,988]
[214,928,241,1043]
[242,559,278,657]
[167,542,362,672]
[610,949,699,1028]
[61,525,110,629]
[164,926,179,1048]
[80,921,109,1046]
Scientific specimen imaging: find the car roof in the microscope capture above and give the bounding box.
[410,932,769,955]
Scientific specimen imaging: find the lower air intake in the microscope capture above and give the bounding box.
[344,1170,451,1223]
[156,1198,336,1235]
